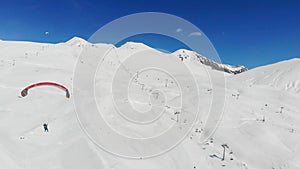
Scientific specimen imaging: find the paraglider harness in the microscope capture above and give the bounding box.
[43,123,49,132]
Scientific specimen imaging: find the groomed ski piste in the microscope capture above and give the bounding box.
[0,37,299,169]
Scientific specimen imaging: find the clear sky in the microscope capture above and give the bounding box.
[0,0,299,68]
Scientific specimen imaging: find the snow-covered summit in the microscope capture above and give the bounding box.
[232,58,300,93]
[119,41,153,50]
[173,49,248,74]
[65,37,88,46]
[115,42,248,74]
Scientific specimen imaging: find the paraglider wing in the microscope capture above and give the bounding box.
[21,82,70,98]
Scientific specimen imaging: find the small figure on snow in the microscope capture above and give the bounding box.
[43,123,49,132]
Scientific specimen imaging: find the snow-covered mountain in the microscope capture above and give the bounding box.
[173,49,248,74]
[231,58,300,93]
[64,37,88,46]
[0,38,299,169]
[116,41,248,74]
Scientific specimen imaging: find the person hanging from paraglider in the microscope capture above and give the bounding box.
[20,82,70,134]
[43,123,49,132]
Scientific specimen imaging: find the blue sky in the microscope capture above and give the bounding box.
[0,0,299,68]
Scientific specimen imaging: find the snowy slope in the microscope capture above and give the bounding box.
[64,37,88,46]
[0,38,299,169]
[230,58,300,93]
[173,49,248,74]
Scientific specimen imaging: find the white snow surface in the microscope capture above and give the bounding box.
[173,49,247,74]
[0,38,299,169]
[231,58,300,93]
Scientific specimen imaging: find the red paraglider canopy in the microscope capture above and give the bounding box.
[21,82,70,98]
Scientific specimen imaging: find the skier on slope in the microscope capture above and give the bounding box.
[43,123,49,132]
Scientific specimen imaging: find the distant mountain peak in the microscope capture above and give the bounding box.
[118,42,247,74]
[65,37,88,46]
[3,36,247,75]
[173,49,248,74]
[119,42,153,50]
[232,58,300,93]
